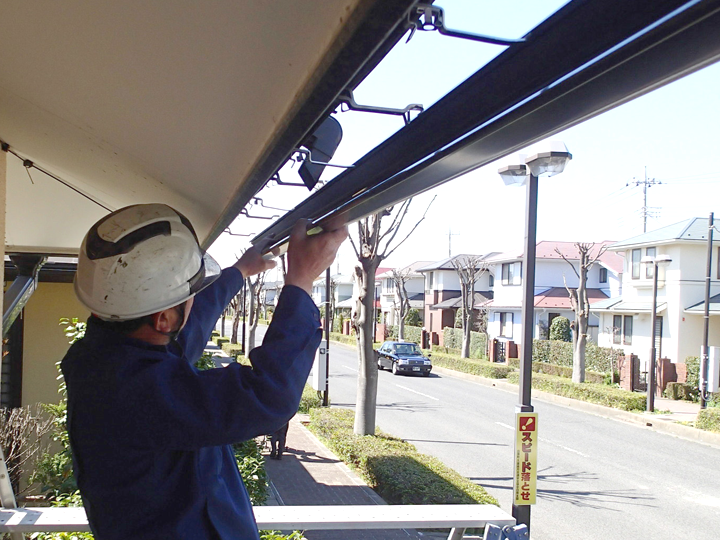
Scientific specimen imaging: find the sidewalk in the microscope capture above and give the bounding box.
[204,341,441,539]
[261,415,441,540]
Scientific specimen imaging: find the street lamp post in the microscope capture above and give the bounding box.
[642,254,672,412]
[498,141,572,532]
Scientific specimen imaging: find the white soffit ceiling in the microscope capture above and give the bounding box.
[0,0,363,254]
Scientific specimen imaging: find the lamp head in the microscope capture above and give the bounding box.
[498,163,528,186]
[525,140,572,177]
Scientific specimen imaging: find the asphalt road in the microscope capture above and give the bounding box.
[320,340,720,540]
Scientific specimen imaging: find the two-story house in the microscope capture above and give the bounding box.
[593,218,720,371]
[417,255,497,346]
[311,273,355,310]
[486,241,623,346]
[376,261,431,326]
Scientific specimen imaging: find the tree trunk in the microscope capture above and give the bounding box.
[247,278,257,353]
[572,265,589,383]
[398,315,406,342]
[353,260,379,435]
[231,295,241,344]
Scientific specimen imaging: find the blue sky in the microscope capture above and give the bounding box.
[209,1,720,275]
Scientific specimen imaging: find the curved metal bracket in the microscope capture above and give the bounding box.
[339,89,423,125]
[409,4,525,47]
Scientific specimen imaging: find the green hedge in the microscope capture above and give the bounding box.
[531,340,624,374]
[387,325,422,344]
[222,342,245,358]
[429,351,511,379]
[298,384,324,413]
[506,371,647,411]
[442,328,487,359]
[507,358,606,384]
[696,407,720,433]
[664,382,696,401]
[308,408,497,506]
[329,332,359,346]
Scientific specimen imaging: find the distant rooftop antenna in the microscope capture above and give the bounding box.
[627,166,662,232]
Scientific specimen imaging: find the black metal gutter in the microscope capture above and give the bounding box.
[201,0,422,249]
[252,0,715,250]
[326,0,720,227]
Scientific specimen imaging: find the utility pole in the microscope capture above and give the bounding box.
[448,228,460,258]
[627,166,662,232]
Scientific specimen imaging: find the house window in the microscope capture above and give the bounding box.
[599,267,608,284]
[501,262,522,285]
[489,273,494,288]
[612,315,622,345]
[427,272,434,289]
[623,315,633,345]
[499,312,513,338]
[645,247,656,279]
[631,249,641,279]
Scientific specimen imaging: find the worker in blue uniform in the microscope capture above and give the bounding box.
[61,203,347,540]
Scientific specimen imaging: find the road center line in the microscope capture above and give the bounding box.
[342,365,358,373]
[495,422,514,430]
[395,384,440,401]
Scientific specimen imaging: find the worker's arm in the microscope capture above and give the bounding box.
[178,246,276,362]
[126,219,347,449]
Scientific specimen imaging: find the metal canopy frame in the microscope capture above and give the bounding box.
[201,0,421,249]
[252,0,720,251]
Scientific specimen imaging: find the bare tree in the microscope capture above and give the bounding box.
[229,293,243,345]
[556,243,607,383]
[391,268,412,341]
[246,271,267,354]
[349,197,435,435]
[451,255,488,358]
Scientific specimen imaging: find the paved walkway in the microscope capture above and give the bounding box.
[261,415,441,540]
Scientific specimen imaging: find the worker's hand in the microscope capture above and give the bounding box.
[233,246,276,278]
[285,218,348,294]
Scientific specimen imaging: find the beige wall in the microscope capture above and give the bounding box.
[21,282,89,406]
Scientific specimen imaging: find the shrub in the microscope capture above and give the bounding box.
[549,317,572,342]
[506,372,646,411]
[442,328,487,359]
[685,356,700,394]
[222,342,245,358]
[330,332,357,346]
[664,382,695,401]
[507,359,605,384]
[531,339,623,375]
[429,351,511,379]
[696,408,720,433]
[233,439,268,505]
[308,408,497,506]
[405,309,422,327]
[298,384,324,413]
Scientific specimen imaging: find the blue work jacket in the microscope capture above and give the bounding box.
[62,268,321,539]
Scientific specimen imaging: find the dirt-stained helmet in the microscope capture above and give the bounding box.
[74,204,221,320]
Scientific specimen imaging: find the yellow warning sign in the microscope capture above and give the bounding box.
[513,412,538,505]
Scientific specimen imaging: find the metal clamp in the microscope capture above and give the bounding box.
[292,149,354,170]
[338,89,423,125]
[483,523,530,540]
[408,4,525,47]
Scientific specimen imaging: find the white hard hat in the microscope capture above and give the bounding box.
[74,204,221,320]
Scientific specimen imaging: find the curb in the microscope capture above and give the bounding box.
[430,365,720,450]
